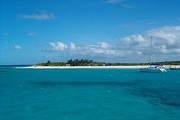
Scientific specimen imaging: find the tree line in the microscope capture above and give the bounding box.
[35,59,180,66]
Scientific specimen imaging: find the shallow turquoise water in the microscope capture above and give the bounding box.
[0,66,180,120]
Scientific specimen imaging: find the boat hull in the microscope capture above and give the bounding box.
[170,68,180,70]
[140,67,167,73]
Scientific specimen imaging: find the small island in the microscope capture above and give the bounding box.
[35,59,147,67]
[23,59,180,69]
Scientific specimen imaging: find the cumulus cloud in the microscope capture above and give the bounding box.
[14,45,22,50]
[45,26,180,62]
[69,43,76,51]
[19,11,54,20]
[119,26,180,62]
[47,41,124,57]
[78,44,120,56]
[122,34,146,47]
[121,26,180,50]
[97,42,112,49]
[145,26,180,54]
[49,42,67,51]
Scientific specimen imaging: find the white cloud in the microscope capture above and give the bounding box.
[49,42,67,51]
[14,45,22,50]
[97,42,111,49]
[122,34,145,47]
[120,26,180,62]
[47,41,124,57]
[19,11,54,20]
[69,43,76,51]
[122,26,180,50]
[145,26,180,46]
[45,26,180,62]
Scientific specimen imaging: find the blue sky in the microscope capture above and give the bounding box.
[1,0,180,65]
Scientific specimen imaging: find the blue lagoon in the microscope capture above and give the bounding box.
[0,66,180,120]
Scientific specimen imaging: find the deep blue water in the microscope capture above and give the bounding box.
[0,66,180,120]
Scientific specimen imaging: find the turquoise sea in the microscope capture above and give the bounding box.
[0,65,180,120]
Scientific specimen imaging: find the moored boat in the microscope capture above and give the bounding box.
[140,63,167,72]
[139,36,167,73]
[169,66,180,70]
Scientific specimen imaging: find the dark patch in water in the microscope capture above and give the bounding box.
[29,80,180,109]
[29,81,138,87]
[0,70,6,72]
[131,81,180,109]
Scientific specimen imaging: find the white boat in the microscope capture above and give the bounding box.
[139,36,167,73]
[140,63,167,72]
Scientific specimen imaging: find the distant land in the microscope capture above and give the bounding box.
[35,59,180,66]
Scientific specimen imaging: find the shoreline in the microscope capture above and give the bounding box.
[16,65,180,69]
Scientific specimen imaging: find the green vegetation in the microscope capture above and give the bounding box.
[35,59,180,66]
[36,60,66,66]
[159,61,180,65]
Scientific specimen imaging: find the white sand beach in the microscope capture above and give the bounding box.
[18,65,180,69]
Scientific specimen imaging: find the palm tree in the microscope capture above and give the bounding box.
[45,60,51,66]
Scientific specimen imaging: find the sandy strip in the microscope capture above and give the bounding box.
[16,65,180,69]
[17,66,146,69]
